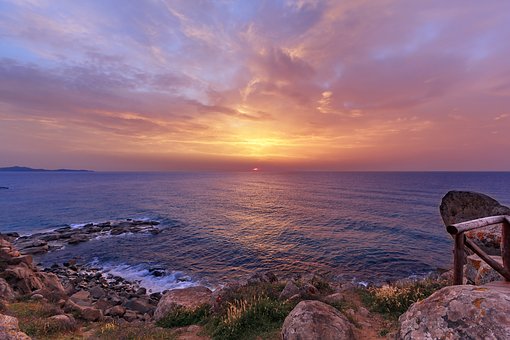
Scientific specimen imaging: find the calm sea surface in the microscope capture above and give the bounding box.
[1,172,509,290]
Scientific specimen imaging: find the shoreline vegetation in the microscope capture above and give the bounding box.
[2,190,510,339]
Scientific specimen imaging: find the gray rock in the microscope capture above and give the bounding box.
[48,314,76,330]
[0,278,15,302]
[106,305,126,317]
[154,286,212,321]
[281,300,355,340]
[89,286,106,299]
[279,281,300,301]
[440,191,510,255]
[0,314,31,339]
[398,285,510,339]
[124,298,154,314]
[70,290,91,306]
[67,234,89,245]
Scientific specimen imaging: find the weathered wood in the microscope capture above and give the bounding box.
[464,238,510,281]
[453,233,465,285]
[447,215,506,235]
[502,218,510,282]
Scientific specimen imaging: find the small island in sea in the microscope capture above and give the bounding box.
[0,166,93,173]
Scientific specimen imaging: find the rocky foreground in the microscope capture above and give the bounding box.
[2,191,510,339]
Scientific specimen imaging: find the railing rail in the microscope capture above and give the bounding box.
[446,215,510,285]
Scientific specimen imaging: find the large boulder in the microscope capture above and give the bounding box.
[398,285,510,339]
[154,286,212,322]
[440,191,510,255]
[281,300,355,340]
[0,314,31,339]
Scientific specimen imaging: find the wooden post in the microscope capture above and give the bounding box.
[453,233,465,285]
[502,219,510,282]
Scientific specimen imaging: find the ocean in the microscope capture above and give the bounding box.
[1,171,509,291]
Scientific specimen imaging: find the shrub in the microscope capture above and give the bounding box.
[360,278,448,319]
[208,296,293,340]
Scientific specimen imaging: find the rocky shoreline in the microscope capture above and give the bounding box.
[2,190,510,339]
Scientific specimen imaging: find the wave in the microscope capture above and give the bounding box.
[90,259,202,293]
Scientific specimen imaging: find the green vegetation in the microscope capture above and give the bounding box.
[207,296,294,340]
[8,301,77,338]
[359,277,448,319]
[156,304,210,328]
[96,322,177,340]
[156,281,296,340]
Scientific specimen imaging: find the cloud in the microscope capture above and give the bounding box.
[1,0,510,170]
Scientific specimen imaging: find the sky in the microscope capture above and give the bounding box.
[0,0,509,171]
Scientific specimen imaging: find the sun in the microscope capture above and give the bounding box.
[252,167,259,171]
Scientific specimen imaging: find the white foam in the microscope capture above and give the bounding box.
[95,261,200,293]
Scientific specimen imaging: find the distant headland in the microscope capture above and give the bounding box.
[0,166,93,172]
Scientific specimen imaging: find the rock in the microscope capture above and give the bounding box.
[247,271,278,284]
[323,292,346,304]
[20,245,49,255]
[0,278,15,302]
[124,298,154,314]
[80,306,103,321]
[465,254,503,285]
[135,287,147,296]
[398,285,510,339]
[8,255,33,266]
[279,281,300,301]
[67,234,89,245]
[48,314,76,330]
[123,310,138,322]
[64,299,103,321]
[281,300,355,340]
[299,283,319,298]
[93,299,114,312]
[30,293,44,301]
[154,286,212,321]
[89,286,106,299]
[440,191,510,255]
[0,314,31,340]
[3,262,44,294]
[70,290,91,306]
[106,305,126,317]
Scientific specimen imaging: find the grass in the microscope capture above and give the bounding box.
[156,304,210,328]
[156,281,295,340]
[96,322,177,340]
[7,301,77,338]
[359,277,448,319]
[206,296,294,340]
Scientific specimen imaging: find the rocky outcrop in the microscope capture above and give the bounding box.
[440,191,510,255]
[282,300,355,340]
[398,285,510,339]
[465,254,503,285]
[0,238,66,300]
[0,314,31,339]
[12,219,161,255]
[154,286,212,322]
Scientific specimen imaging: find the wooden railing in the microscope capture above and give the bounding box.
[447,215,510,285]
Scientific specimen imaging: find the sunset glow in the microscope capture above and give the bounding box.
[1,1,509,171]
